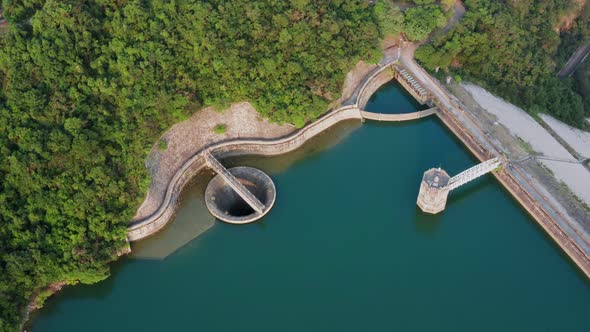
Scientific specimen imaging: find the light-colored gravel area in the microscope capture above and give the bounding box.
[540,114,590,158]
[448,82,590,233]
[462,83,590,206]
[133,102,294,221]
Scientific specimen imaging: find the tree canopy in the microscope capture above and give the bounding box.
[0,1,380,330]
[403,5,447,41]
[374,0,450,41]
[416,0,589,127]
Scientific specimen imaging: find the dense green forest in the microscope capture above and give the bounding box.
[0,1,380,330]
[415,0,590,127]
[558,5,590,115]
[375,0,453,40]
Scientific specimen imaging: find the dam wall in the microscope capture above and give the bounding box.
[128,106,363,241]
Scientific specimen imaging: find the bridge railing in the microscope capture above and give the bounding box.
[447,157,501,191]
[204,151,265,214]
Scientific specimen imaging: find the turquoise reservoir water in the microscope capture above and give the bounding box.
[32,82,590,331]
[364,80,427,114]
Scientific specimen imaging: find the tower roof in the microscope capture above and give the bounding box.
[422,168,450,188]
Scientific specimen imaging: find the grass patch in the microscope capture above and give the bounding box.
[516,135,537,156]
[34,288,54,308]
[213,124,227,134]
[158,139,167,151]
[560,181,590,212]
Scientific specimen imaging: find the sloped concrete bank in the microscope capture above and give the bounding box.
[357,66,395,109]
[128,106,363,241]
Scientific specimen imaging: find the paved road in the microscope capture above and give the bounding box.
[558,41,590,77]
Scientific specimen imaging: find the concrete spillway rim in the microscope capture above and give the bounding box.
[205,166,276,225]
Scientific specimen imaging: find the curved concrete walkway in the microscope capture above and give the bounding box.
[128,56,430,241]
[128,106,363,241]
[360,107,437,122]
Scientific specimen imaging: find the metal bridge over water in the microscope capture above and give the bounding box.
[447,157,501,191]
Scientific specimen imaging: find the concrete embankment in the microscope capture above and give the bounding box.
[127,106,363,241]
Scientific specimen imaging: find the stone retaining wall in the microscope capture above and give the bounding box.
[127,106,363,241]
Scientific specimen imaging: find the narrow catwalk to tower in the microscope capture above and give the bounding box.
[417,158,502,214]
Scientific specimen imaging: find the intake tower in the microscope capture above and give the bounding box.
[417,158,501,214]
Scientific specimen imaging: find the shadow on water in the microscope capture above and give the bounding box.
[131,171,217,260]
[412,158,495,237]
[414,208,443,235]
[446,176,494,206]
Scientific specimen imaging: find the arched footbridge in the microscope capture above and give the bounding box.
[360,107,437,122]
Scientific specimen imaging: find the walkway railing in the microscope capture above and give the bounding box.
[204,151,265,214]
[447,157,501,191]
[360,107,437,122]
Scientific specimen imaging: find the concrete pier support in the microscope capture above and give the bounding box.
[416,168,451,214]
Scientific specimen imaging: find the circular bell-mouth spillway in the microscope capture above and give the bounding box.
[205,166,276,224]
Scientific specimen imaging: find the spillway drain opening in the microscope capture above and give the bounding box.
[205,166,276,224]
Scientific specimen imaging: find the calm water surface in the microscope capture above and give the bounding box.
[364,80,427,114]
[33,82,590,331]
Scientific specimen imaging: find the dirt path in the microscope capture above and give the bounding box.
[441,1,466,35]
[0,9,7,29]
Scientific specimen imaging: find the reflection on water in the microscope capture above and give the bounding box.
[131,119,362,259]
[413,207,442,235]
